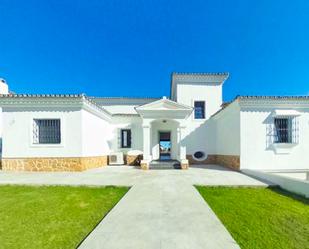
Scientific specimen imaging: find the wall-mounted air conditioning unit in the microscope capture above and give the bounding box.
[109,152,124,165]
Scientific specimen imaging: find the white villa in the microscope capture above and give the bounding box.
[0,72,308,172]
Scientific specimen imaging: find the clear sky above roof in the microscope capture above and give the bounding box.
[1,0,309,101]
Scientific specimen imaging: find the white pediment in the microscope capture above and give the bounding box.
[136,98,192,111]
[135,98,193,119]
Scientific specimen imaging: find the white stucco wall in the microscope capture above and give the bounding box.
[2,107,83,158]
[210,102,241,156]
[203,119,218,155]
[110,116,143,154]
[81,110,112,157]
[176,83,223,120]
[181,120,212,156]
[240,107,309,170]
[175,83,223,157]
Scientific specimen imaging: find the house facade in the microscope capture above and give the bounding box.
[0,73,308,172]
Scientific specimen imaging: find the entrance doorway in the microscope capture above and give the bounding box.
[159,131,171,160]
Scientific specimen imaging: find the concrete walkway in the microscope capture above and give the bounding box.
[0,164,269,187]
[0,165,270,249]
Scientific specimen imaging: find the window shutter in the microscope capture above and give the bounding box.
[266,122,273,147]
[32,119,60,144]
[292,117,299,144]
[127,129,132,148]
[33,120,39,144]
[122,130,127,147]
[117,128,121,148]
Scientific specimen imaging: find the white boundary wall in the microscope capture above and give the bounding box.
[243,169,309,198]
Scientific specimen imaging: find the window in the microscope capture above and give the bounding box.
[121,129,131,148]
[33,119,61,144]
[274,117,292,143]
[194,101,205,119]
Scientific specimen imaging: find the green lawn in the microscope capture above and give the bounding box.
[0,185,129,249]
[196,186,309,249]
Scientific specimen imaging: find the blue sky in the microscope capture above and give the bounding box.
[1,0,309,101]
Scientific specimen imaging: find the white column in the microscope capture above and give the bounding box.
[178,124,188,169]
[177,127,181,161]
[142,124,151,161]
[179,125,186,160]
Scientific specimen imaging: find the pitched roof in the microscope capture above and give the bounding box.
[172,72,229,76]
[89,96,160,105]
[89,96,161,115]
[236,95,309,100]
[89,96,160,100]
[211,95,309,119]
[0,93,112,117]
[0,93,84,98]
[0,94,163,116]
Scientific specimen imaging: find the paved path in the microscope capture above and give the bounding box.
[0,164,270,187]
[78,172,241,249]
[0,165,270,249]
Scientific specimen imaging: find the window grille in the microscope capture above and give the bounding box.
[267,116,299,145]
[194,101,205,119]
[33,119,61,144]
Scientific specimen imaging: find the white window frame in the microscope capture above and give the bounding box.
[192,99,206,121]
[120,129,132,149]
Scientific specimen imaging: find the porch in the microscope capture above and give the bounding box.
[135,97,193,170]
